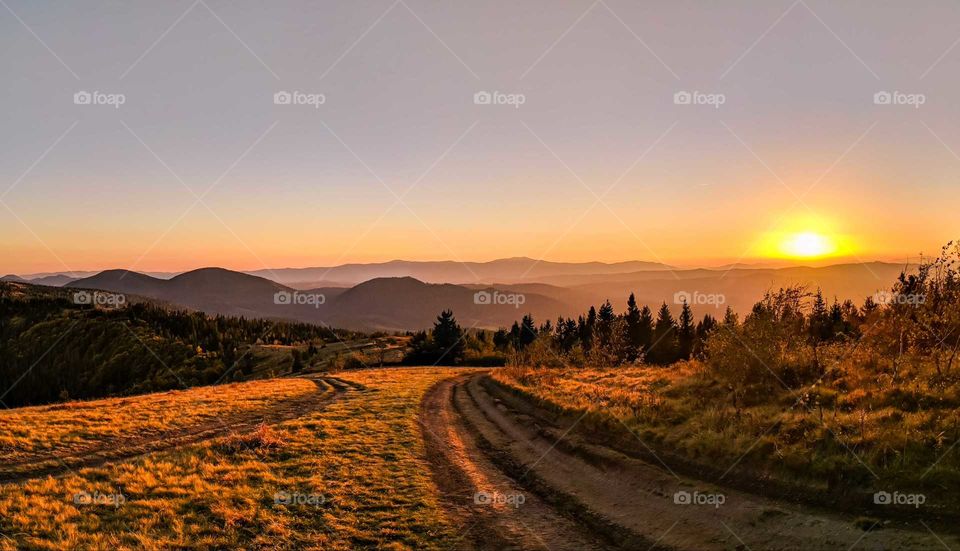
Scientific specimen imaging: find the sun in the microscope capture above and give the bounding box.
[780,231,836,258]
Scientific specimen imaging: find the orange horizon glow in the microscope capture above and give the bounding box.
[0,187,947,275]
[1,238,929,276]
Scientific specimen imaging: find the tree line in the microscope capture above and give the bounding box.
[404,281,889,370]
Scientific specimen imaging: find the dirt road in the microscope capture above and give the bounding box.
[421,372,959,550]
[421,374,613,550]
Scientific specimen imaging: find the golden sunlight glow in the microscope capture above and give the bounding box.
[780,232,836,258]
[756,215,858,261]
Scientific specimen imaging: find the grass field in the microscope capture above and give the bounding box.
[0,378,318,463]
[0,368,466,550]
[492,363,960,497]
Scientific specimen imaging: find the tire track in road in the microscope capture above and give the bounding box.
[0,376,355,484]
[423,372,960,550]
[420,374,614,551]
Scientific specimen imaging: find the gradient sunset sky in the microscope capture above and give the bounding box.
[2,1,958,274]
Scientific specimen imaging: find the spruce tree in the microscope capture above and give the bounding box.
[580,307,597,351]
[808,289,830,343]
[677,300,695,360]
[433,309,465,364]
[624,293,642,361]
[638,305,654,355]
[650,302,678,365]
[597,300,615,349]
[520,314,537,349]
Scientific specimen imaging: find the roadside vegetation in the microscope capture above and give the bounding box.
[491,241,960,503]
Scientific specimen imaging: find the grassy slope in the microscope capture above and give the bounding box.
[0,368,465,550]
[0,379,316,462]
[492,365,960,497]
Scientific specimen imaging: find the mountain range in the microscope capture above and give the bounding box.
[7,258,671,290]
[43,259,915,331]
[246,257,672,287]
[63,269,570,331]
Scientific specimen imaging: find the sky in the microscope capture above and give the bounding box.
[1,0,959,275]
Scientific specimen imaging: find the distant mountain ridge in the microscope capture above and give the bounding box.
[9,258,670,289]
[245,257,673,287]
[62,261,917,332]
[66,269,571,331]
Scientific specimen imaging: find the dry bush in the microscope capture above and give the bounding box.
[213,423,283,454]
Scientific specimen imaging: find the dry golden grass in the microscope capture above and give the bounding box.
[0,378,317,463]
[0,368,466,550]
[493,364,960,493]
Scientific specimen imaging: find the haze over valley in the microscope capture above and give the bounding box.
[3,257,911,331]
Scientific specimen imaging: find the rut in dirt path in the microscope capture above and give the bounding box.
[460,373,960,550]
[0,376,357,484]
[420,374,615,551]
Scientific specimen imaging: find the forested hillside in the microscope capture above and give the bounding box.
[0,283,352,407]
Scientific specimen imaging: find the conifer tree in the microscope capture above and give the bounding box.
[433,309,465,364]
[638,305,654,354]
[520,314,537,349]
[677,300,695,360]
[650,302,678,364]
[597,300,616,349]
[624,293,642,361]
[808,288,830,343]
